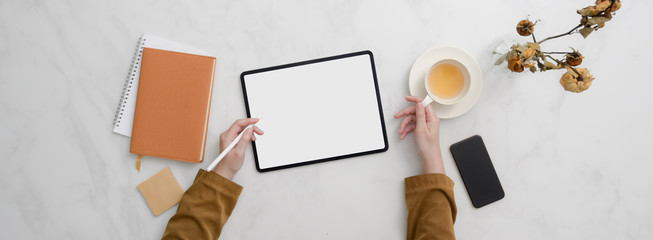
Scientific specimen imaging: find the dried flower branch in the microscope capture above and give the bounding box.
[496,0,621,93]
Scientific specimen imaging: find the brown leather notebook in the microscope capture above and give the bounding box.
[130,48,216,163]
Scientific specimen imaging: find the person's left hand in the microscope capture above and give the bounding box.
[213,118,264,180]
[394,96,444,174]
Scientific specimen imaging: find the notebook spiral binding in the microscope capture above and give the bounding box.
[113,36,147,127]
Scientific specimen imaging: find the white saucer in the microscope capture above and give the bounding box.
[408,46,483,119]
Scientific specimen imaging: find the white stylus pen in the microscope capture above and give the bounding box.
[207,114,262,172]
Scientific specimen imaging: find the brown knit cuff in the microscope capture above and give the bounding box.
[404,173,454,194]
[195,169,243,198]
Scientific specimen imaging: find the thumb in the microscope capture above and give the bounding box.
[415,102,426,132]
[235,128,253,153]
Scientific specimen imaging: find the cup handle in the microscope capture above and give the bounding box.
[421,95,434,107]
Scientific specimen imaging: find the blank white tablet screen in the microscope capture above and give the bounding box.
[242,52,387,171]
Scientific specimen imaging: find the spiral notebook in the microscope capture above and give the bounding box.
[112,33,211,137]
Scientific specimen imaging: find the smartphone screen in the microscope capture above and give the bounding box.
[450,135,504,208]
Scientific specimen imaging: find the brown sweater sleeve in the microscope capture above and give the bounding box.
[162,169,243,240]
[405,173,457,240]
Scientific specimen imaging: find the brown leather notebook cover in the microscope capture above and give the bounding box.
[130,48,216,163]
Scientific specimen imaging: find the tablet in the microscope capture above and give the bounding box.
[241,51,388,172]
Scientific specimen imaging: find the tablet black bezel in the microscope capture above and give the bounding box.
[240,50,388,172]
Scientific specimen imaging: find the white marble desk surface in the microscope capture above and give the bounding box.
[1,0,652,239]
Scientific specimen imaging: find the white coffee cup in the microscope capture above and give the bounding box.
[421,59,472,106]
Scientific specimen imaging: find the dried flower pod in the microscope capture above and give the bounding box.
[593,1,611,15]
[560,67,594,93]
[516,20,534,36]
[522,47,536,59]
[524,62,537,73]
[596,0,621,13]
[610,1,621,12]
[578,0,612,16]
[566,51,584,66]
[508,56,524,72]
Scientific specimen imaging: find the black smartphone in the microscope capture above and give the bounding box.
[450,135,504,208]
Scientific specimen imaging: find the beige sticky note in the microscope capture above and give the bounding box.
[137,167,184,216]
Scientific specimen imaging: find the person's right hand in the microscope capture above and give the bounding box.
[213,118,264,180]
[394,96,445,174]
